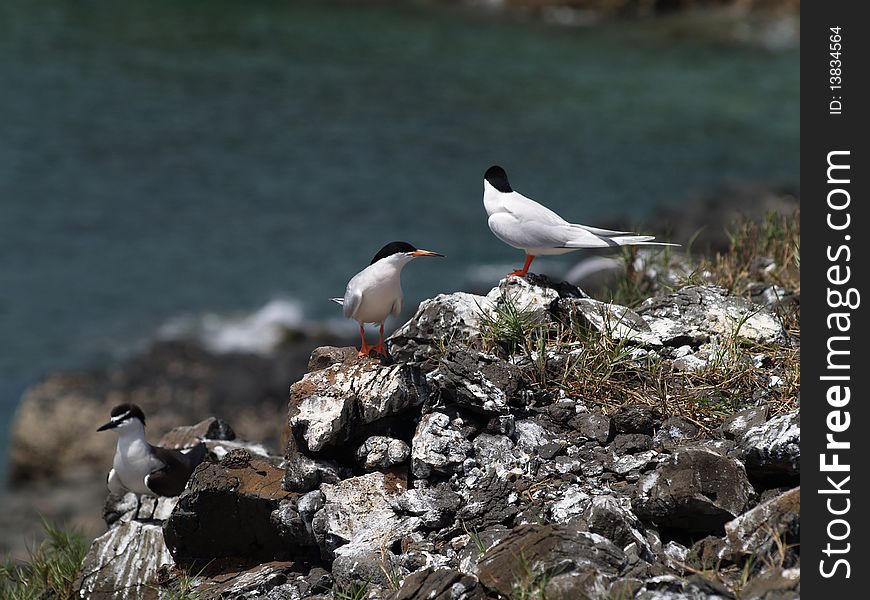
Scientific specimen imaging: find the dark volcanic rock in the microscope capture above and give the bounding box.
[633,447,754,534]
[476,524,627,598]
[611,433,654,454]
[570,412,614,444]
[163,450,311,566]
[735,410,800,487]
[393,568,485,600]
[427,348,523,415]
[723,486,799,566]
[458,472,519,529]
[652,415,700,450]
[720,405,769,440]
[612,405,663,435]
[392,485,463,529]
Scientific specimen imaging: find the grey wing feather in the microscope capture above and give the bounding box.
[147,443,207,497]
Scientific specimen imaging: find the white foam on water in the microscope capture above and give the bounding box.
[158,298,306,355]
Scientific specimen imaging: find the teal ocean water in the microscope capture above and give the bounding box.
[0,0,798,480]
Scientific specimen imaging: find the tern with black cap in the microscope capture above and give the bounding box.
[483,165,677,277]
[332,241,443,357]
[97,403,208,497]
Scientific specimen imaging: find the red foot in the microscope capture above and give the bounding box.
[358,324,374,357]
[374,324,389,357]
[359,323,390,358]
[507,255,535,278]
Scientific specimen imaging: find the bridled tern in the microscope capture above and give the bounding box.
[97,403,208,497]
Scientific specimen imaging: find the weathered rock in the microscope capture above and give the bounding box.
[582,495,654,560]
[392,567,485,600]
[570,412,613,444]
[612,405,663,435]
[652,415,700,450]
[609,450,659,476]
[472,433,525,480]
[163,450,309,565]
[548,484,592,524]
[560,297,663,346]
[457,472,519,529]
[476,524,626,598]
[411,412,474,479]
[158,417,236,447]
[738,566,800,600]
[311,472,419,561]
[455,525,512,573]
[389,291,493,363]
[723,487,799,565]
[633,447,754,534]
[390,276,569,364]
[611,433,654,454]
[167,561,303,599]
[392,485,463,529]
[735,410,800,487]
[637,286,788,346]
[288,354,427,453]
[355,436,412,471]
[282,454,345,493]
[486,276,562,322]
[76,497,177,600]
[633,574,735,599]
[720,405,769,440]
[427,348,523,415]
[307,346,359,372]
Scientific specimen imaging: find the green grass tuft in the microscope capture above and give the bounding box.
[0,519,89,600]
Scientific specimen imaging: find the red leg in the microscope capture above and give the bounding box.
[358,323,373,357]
[508,255,535,277]
[375,323,388,357]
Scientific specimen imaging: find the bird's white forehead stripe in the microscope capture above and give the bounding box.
[111,411,132,423]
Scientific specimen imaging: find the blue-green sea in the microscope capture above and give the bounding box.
[0,0,798,482]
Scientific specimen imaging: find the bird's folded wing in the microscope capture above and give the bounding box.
[342,288,362,320]
[489,212,616,249]
[146,446,194,497]
[107,468,127,494]
[570,223,635,236]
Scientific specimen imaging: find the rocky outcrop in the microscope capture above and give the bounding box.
[75,496,176,600]
[63,276,798,598]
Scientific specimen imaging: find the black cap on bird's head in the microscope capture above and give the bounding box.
[97,403,146,431]
[370,241,444,264]
[484,165,512,193]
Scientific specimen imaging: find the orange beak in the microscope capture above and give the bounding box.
[411,249,444,258]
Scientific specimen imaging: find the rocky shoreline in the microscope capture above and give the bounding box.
[16,269,799,599]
